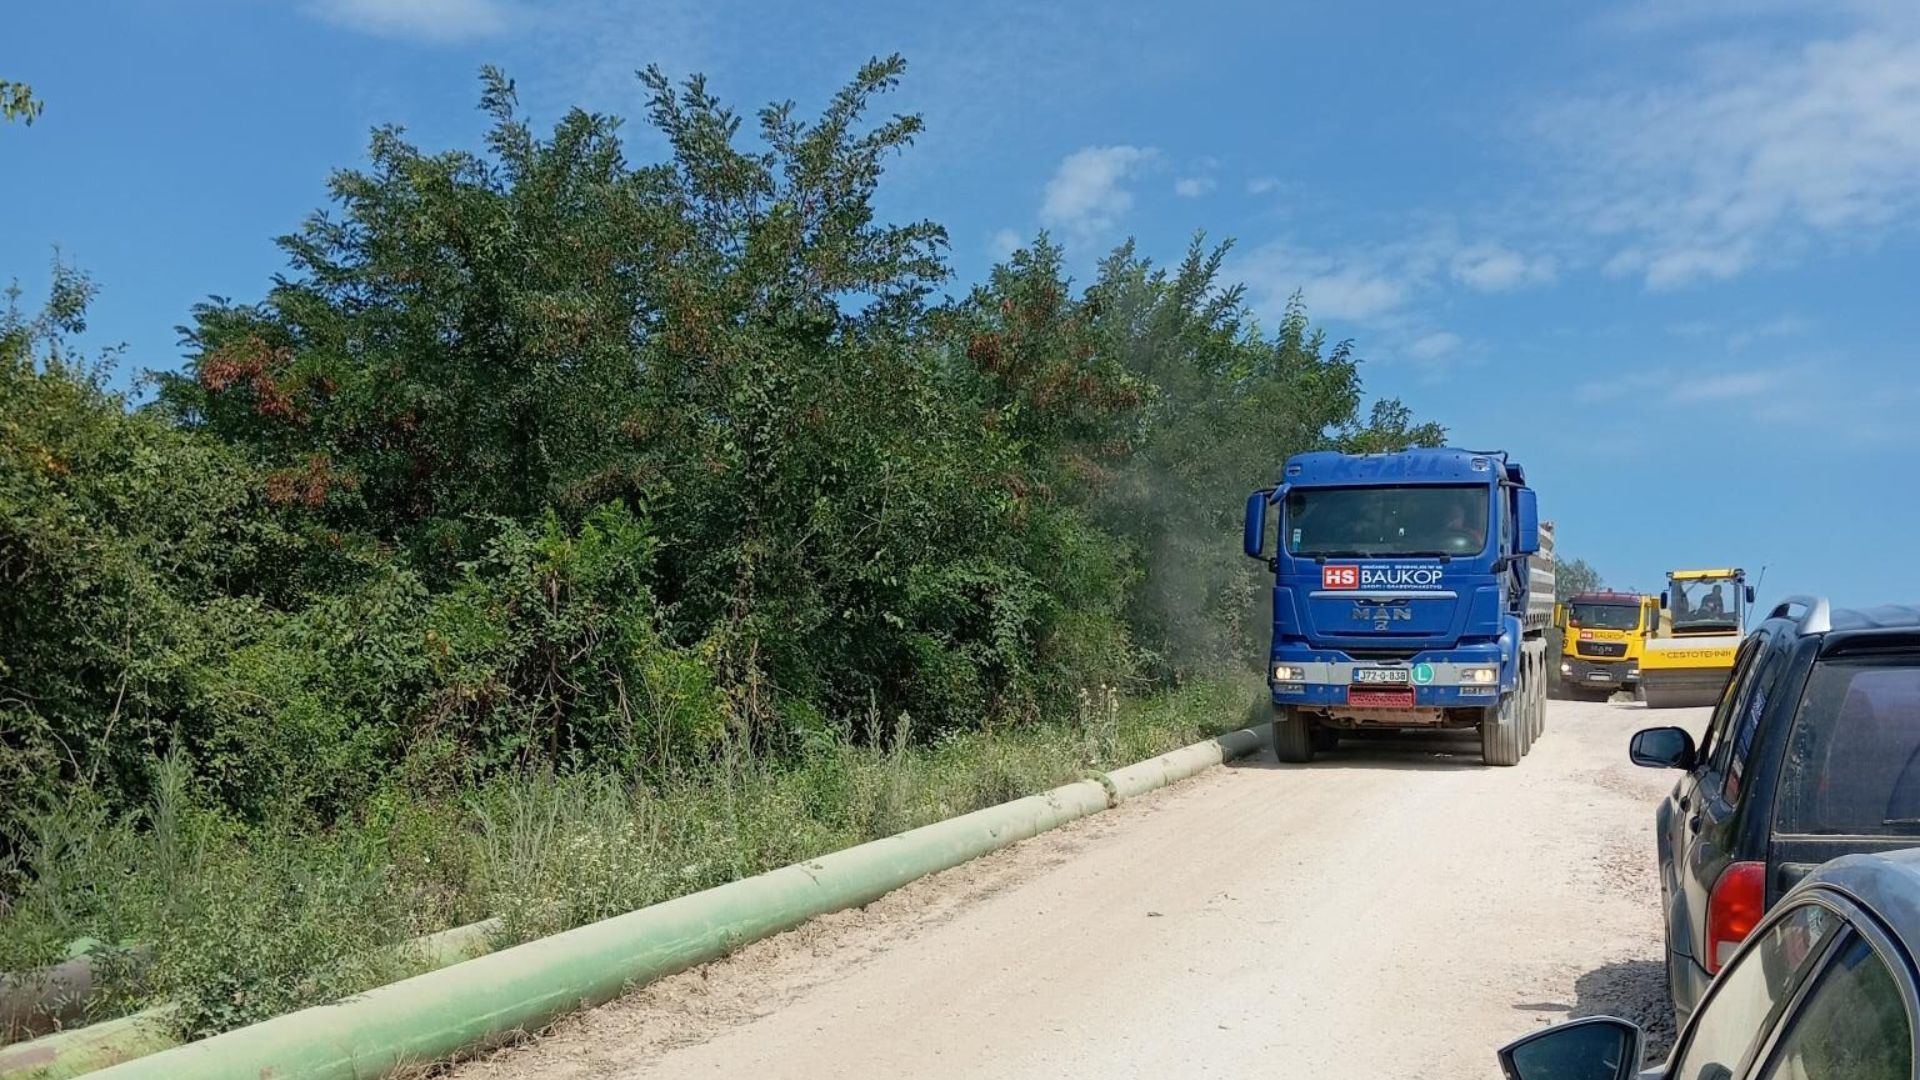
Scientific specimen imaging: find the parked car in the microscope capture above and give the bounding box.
[1628,598,1920,1025]
[1497,848,1920,1080]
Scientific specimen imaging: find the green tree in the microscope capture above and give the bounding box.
[1556,557,1604,601]
[7,58,1450,839]
[1,80,41,126]
[954,238,1447,676]
[1,264,309,827]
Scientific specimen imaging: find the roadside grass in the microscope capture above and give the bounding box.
[0,677,1249,1041]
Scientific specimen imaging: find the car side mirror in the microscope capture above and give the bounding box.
[1498,1016,1643,1080]
[1630,726,1697,770]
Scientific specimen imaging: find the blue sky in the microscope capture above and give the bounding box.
[5,0,1919,610]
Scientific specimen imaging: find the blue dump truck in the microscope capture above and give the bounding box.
[1242,448,1557,766]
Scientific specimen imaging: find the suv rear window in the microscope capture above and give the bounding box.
[1779,658,1920,835]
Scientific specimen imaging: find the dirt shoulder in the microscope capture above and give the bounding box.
[452,698,1698,1080]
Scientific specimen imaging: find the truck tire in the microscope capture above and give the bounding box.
[1536,661,1549,738]
[1480,692,1522,767]
[1533,665,1547,740]
[1272,705,1315,764]
[1526,660,1543,743]
[1518,678,1534,757]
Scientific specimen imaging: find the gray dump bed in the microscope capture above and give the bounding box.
[1526,522,1556,632]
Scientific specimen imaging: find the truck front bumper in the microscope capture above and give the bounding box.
[1559,657,1637,690]
[1268,653,1506,710]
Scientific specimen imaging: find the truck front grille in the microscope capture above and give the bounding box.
[1578,641,1628,658]
[1344,648,1421,662]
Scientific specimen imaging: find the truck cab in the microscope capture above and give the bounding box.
[1243,447,1553,766]
[1555,591,1659,701]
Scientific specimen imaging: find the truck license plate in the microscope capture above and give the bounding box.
[1353,668,1410,684]
[1348,688,1415,709]
[1586,672,1612,682]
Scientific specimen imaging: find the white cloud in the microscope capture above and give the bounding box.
[1672,369,1794,401]
[1173,176,1216,198]
[1727,315,1810,352]
[988,228,1023,260]
[1408,331,1463,361]
[1039,145,1157,241]
[306,0,509,42]
[1232,241,1409,322]
[1579,364,1797,404]
[1246,176,1281,195]
[1576,370,1667,403]
[1539,23,1920,288]
[1598,0,1913,35]
[1448,244,1558,292]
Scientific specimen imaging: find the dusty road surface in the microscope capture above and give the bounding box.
[455,697,1705,1080]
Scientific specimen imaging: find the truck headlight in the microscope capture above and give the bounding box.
[1462,666,1499,684]
[1273,664,1306,682]
[1560,662,1572,675]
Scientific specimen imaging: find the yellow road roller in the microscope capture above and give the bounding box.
[1640,567,1754,709]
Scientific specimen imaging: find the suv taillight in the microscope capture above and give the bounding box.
[1705,861,1766,973]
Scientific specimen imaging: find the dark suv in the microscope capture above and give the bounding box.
[1629,596,1920,1026]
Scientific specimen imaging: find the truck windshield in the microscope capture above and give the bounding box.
[1671,578,1742,631]
[1283,485,1488,558]
[1569,603,1640,631]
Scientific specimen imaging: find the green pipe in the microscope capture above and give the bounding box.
[1106,727,1262,801]
[0,1009,177,1080]
[1,946,155,1044]
[0,920,500,1080]
[79,729,1257,1080]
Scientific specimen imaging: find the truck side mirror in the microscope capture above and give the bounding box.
[1552,603,1565,629]
[1745,585,1756,604]
[1243,490,1269,560]
[1660,591,1670,610]
[1514,489,1540,555]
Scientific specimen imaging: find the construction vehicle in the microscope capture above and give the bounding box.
[1554,591,1660,701]
[1242,447,1554,766]
[1639,567,1756,709]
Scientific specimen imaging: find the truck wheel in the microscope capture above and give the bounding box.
[1518,678,1534,757]
[1527,662,1544,743]
[1272,706,1315,764]
[1534,667,1548,739]
[1480,692,1522,767]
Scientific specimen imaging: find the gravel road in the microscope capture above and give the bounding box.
[453,697,1704,1080]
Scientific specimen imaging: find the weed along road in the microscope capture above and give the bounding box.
[455,697,1700,1080]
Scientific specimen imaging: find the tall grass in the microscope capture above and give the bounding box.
[0,677,1247,1040]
